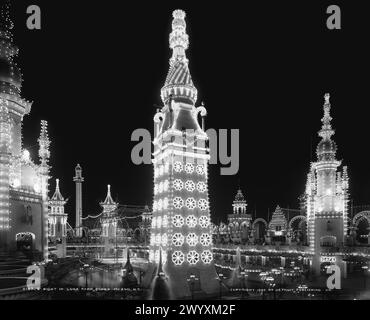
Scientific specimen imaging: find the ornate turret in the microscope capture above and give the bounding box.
[232,189,247,214]
[50,179,66,205]
[161,9,197,105]
[100,184,117,213]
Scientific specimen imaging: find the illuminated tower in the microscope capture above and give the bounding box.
[150,9,218,298]
[38,120,51,260]
[73,164,84,237]
[100,184,118,251]
[305,94,349,272]
[48,179,67,257]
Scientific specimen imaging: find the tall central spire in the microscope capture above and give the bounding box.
[161,10,197,105]
[316,93,337,161]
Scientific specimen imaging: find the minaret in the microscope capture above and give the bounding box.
[48,179,68,257]
[306,94,349,273]
[73,164,84,237]
[100,184,118,247]
[38,120,51,260]
[150,10,218,298]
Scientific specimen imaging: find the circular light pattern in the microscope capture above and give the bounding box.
[196,181,206,193]
[199,216,210,228]
[162,215,168,228]
[201,250,213,264]
[157,199,163,211]
[173,179,184,191]
[200,233,212,246]
[154,184,158,195]
[198,199,208,211]
[153,201,158,212]
[161,234,168,246]
[187,250,199,265]
[163,180,169,192]
[173,197,184,209]
[157,216,162,228]
[186,197,196,209]
[185,180,195,192]
[163,198,168,210]
[172,233,184,246]
[158,182,163,193]
[172,215,184,227]
[173,161,183,173]
[186,215,197,228]
[186,233,198,246]
[185,163,194,174]
[172,251,185,266]
[196,165,205,175]
[155,233,161,245]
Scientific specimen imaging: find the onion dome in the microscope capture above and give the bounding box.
[161,10,198,105]
[0,0,22,96]
[316,93,337,161]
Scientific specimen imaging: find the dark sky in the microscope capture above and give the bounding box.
[9,1,370,225]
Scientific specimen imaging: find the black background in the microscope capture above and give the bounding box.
[9,1,370,225]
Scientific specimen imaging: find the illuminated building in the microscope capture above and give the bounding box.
[100,184,118,252]
[305,93,349,272]
[227,188,252,243]
[73,163,84,237]
[48,179,67,257]
[0,1,50,260]
[150,9,218,298]
[266,205,288,244]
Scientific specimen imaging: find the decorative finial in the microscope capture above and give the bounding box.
[169,9,189,65]
[318,93,334,140]
[324,93,330,104]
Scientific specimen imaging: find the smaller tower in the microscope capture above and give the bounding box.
[100,184,118,254]
[228,188,252,243]
[38,120,51,260]
[48,179,68,258]
[73,164,84,237]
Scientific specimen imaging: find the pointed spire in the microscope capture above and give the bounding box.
[161,10,197,105]
[169,10,189,65]
[318,93,335,140]
[51,178,64,201]
[123,248,133,273]
[38,120,50,162]
[316,93,338,161]
[100,184,117,213]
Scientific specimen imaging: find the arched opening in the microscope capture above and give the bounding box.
[356,217,369,244]
[16,232,35,252]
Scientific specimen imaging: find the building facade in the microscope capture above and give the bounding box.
[0,1,50,260]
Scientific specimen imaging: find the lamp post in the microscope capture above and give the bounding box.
[187,274,199,300]
[80,263,90,289]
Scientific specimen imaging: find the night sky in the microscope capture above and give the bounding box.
[8,1,370,225]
